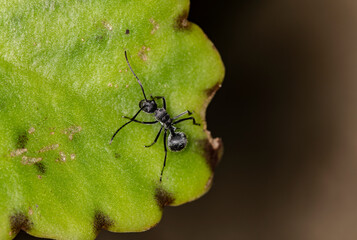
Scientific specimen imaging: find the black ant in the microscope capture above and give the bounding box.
[110,51,200,182]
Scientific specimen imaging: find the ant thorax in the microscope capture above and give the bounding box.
[154,108,172,127]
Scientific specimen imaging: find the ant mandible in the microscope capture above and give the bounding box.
[110,51,200,182]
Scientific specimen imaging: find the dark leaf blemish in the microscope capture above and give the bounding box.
[205,83,222,99]
[201,136,223,171]
[93,211,114,233]
[174,11,191,30]
[16,131,29,149]
[125,29,130,34]
[35,162,46,174]
[155,187,174,209]
[10,213,33,234]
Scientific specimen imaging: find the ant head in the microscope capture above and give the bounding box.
[168,132,187,152]
[139,99,157,113]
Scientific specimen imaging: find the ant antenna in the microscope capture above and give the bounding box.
[124,51,147,100]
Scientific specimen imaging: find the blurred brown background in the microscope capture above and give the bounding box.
[17,0,357,239]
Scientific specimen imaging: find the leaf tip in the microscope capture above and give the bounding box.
[174,11,191,30]
[9,212,33,236]
[93,211,114,233]
[155,187,175,209]
[201,132,224,171]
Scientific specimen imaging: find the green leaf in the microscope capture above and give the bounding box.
[0,0,224,239]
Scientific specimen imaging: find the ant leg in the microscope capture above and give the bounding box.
[160,130,168,182]
[173,110,192,120]
[145,126,163,147]
[173,117,200,126]
[152,96,166,109]
[122,116,158,125]
[110,108,143,144]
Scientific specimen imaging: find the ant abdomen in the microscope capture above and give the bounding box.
[168,132,187,152]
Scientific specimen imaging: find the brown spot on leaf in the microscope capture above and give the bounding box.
[93,211,114,233]
[205,83,222,99]
[35,162,46,174]
[10,148,27,157]
[149,18,159,34]
[102,20,113,31]
[38,144,59,153]
[21,156,43,165]
[28,208,33,216]
[200,80,223,125]
[138,46,149,61]
[155,187,174,209]
[205,175,214,191]
[16,131,29,149]
[63,126,82,140]
[9,213,33,235]
[201,132,224,171]
[125,29,130,34]
[174,11,191,30]
[28,127,35,134]
[56,152,66,162]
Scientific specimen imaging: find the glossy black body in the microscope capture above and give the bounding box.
[110,51,200,182]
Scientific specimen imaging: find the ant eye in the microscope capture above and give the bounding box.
[139,100,146,108]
